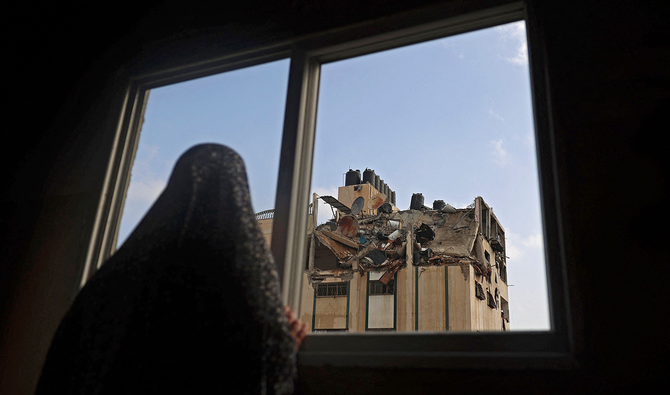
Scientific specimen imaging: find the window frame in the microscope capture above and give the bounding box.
[368,279,396,296]
[80,45,293,286]
[315,282,349,298]
[84,0,577,372]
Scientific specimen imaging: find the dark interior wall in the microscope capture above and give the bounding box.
[2,0,668,394]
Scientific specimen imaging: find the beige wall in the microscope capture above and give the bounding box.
[337,183,377,216]
[299,273,315,328]
[349,273,367,332]
[471,232,509,331]
[300,261,509,332]
[257,218,273,247]
[448,265,471,331]
[395,267,414,332]
[287,193,509,333]
[337,183,397,217]
[417,266,447,331]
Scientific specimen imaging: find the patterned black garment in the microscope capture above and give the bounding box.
[36,144,297,394]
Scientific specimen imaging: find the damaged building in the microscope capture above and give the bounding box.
[257,168,510,332]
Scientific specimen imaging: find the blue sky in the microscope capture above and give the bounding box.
[117,21,549,330]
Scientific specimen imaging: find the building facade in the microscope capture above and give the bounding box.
[258,169,510,332]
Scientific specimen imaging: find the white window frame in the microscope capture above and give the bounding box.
[83,0,577,372]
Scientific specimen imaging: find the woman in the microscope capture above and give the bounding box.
[36,144,307,394]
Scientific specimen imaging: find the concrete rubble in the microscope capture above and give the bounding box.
[307,193,504,286]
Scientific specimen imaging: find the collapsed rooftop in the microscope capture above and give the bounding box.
[307,169,507,288]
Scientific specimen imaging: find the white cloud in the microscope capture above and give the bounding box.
[507,41,528,66]
[441,40,464,59]
[488,107,505,123]
[496,21,529,66]
[521,233,543,249]
[505,232,543,262]
[504,231,550,330]
[490,139,509,165]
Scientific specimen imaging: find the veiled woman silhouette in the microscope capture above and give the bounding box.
[36,144,306,394]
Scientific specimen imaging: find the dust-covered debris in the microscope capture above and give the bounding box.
[307,191,501,284]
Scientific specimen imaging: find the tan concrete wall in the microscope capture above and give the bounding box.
[470,280,505,331]
[303,262,508,333]
[496,264,509,318]
[337,183,380,217]
[299,272,315,330]
[448,265,471,331]
[348,273,367,332]
[337,183,399,217]
[395,267,414,332]
[470,229,509,331]
[257,218,273,248]
[417,266,447,331]
[470,278,484,331]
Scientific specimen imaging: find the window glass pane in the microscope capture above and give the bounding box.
[117,59,290,247]
[304,21,549,332]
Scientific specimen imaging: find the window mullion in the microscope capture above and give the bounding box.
[272,49,321,311]
[80,83,147,287]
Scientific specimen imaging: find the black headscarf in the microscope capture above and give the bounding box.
[36,144,297,394]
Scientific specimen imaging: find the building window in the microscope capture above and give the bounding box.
[487,289,497,309]
[367,271,396,330]
[501,297,510,322]
[475,282,486,300]
[114,60,290,249]
[315,282,348,297]
[368,279,395,296]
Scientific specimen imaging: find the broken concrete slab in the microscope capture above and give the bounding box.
[314,230,357,261]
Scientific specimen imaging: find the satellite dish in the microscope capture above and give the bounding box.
[338,215,359,238]
[368,193,387,210]
[351,196,365,215]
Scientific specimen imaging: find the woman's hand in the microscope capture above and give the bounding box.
[284,306,308,351]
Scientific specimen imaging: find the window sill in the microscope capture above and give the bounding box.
[297,331,577,370]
